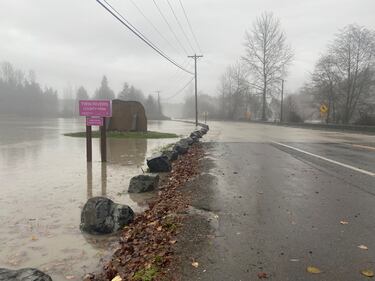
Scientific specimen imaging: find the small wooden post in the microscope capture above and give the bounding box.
[86,125,92,162]
[100,117,107,162]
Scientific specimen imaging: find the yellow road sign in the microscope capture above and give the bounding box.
[320,104,328,113]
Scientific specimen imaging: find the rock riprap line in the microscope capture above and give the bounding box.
[174,140,189,155]
[80,197,134,235]
[0,268,52,281]
[128,174,159,193]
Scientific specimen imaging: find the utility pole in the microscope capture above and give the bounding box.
[155,91,161,115]
[280,79,284,123]
[188,54,203,126]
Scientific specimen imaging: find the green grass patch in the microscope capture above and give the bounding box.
[64,130,179,139]
[133,266,159,281]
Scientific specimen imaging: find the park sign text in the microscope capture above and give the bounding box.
[79,100,112,117]
[86,116,104,127]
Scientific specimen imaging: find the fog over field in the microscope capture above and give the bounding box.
[0,0,374,99]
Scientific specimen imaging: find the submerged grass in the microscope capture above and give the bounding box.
[64,131,179,139]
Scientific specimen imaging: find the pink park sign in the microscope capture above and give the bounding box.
[79,100,112,117]
[86,117,104,127]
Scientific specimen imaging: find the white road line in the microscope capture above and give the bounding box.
[352,144,375,151]
[272,141,375,177]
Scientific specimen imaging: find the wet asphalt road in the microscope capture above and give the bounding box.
[179,122,375,281]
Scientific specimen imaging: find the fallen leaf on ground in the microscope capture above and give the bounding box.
[192,261,199,268]
[361,270,374,277]
[358,245,369,250]
[65,276,75,280]
[257,272,268,279]
[290,259,299,262]
[111,275,122,281]
[307,266,322,274]
[340,220,349,225]
[31,235,38,241]
[169,240,177,244]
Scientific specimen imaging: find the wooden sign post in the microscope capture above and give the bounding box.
[79,100,112,163]
[100,117,107,162]
[86,125,92,162]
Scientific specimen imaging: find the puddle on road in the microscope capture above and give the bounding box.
[0,118,195,281]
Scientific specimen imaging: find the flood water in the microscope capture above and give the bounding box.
[0,117,195,280]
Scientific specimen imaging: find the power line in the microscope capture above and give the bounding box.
[166,58,194,82]
[152,0,189,56]
[96,0,193,74]
[166,0,195,54]
[127,0,183,57]
[178,0,202,53]
[162,77,194,100]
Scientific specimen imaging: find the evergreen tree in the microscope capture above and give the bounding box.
[94,76,115,100]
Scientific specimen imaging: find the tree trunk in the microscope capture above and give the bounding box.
[262,81,267,120]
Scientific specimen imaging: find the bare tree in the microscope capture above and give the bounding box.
[330,24,375,123]
[218,62,249,120]
[242,12,293,120]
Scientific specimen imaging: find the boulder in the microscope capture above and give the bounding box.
[80,197,134,235]
[191,130,203,138]
[162,149,179,161]
[201,124,209,130]
[190,135,199,143]
[147,153,172,172]
[200,127,208,134]
[181,137,194,145]
[190,132,198,139]
[0,268,52,281]
[174,140,189,154]
[128,174,159,193]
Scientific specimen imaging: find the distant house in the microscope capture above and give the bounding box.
[108,100,147,132]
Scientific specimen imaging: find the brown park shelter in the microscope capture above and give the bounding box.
[107,100,147,132]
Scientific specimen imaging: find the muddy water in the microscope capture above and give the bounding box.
[0,118,195,280]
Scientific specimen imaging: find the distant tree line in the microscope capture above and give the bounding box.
[61,75,167,120]
[0,62,165,120]
[0,62,58,117]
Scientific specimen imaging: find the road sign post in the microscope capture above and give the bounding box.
[320,103,328,123]
[79,100,112,163]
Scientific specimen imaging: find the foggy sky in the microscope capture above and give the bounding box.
[0,0,374,102]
